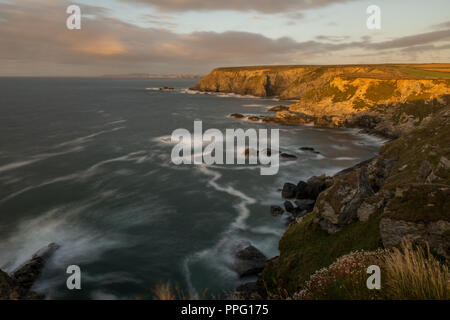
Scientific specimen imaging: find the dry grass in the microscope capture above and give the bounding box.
[292,241,449,300]
[383,241,449,300]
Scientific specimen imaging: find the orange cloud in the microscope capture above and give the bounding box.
[73,39,127,56]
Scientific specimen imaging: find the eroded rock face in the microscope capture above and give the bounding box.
[380,218,450,260]
[315,167,374,234]
[380,184,450,259]
[230,241,267,278]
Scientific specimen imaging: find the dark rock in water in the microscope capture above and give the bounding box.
[12,243,59,292]
[270,205,284,216]
[1,243,59,300]
[284,201,295,214]
[247,116,261,122]
[282,183,297,199]
[280,153,297,159]
[231,241,267,278]
[268,105,289,112]
[295,199,316,213]
[299,147,315,151]
[295,181,309,199]
[229,113,245,119]
[160,86,174,90]
[305,176,328,200]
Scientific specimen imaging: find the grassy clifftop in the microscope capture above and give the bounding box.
[193,64,450,131]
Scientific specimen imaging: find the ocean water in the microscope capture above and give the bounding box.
[0,78,384,299]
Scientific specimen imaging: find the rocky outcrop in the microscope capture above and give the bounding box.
[0,243,59,300]
[194,65,450,138]
[230,241,267,278]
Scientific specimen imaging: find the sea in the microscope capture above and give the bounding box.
[0,77,385,299]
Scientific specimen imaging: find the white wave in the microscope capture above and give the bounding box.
[0,146,84,174]
[334,157,360,161]
[55,127,125,148]
[0,151,148,204]
[242,104,266,107]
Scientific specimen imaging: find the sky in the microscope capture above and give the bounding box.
[0,0,449,76]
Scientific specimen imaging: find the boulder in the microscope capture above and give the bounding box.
[295,181,309,199]
[230,241,267,278]
[305,176,328,200]
[270,205,284,216]
[283,201,295,214]
[268,105,289,112]
[294,199,315,213]
[229,113,245,119]
[281,183,297,199]
[314,167,374,234]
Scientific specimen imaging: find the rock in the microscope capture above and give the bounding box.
[299,147,315,152]
[235,282,258,299]
[230,241,267,278]
[268,105,289,112]
[305,176,328,200]
[229,113,245,119]
[1,243,58,300]
[314,167,374,234]
[280,153,297,159]
[294,199,315,213]
[295,181,309,199]
[418,160,433,179]
[284,201,295,214]
[12,243,59,292]
[0,270,21,300]
[281,183,297,199]
[247,116,261,122]
[270,205,284,216]
[381,184,450,259]
[380,218,450,260]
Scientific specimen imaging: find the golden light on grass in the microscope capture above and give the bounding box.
[383,241,449,300]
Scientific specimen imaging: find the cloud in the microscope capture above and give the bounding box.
[0,0,449,76]
[119,0,358,13]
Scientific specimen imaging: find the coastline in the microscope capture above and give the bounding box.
[189,68,450,299]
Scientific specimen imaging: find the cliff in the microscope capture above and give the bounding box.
[258,105,449,299]
[197,64,450,300]
[192,64,450,135]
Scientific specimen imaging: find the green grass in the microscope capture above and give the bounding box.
[388,66,450,79]
[261,212,383,296]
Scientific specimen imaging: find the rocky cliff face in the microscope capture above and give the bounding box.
[193,65,450,135]
[260,105,449,297]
